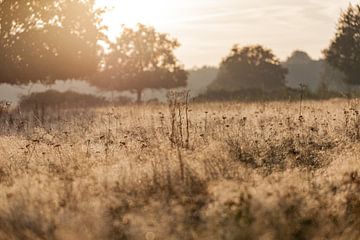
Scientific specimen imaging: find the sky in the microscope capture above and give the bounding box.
[98,0,358,68]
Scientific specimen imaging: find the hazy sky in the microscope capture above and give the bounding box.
[98,0,358,67]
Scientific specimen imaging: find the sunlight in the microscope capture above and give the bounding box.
[97,0,181,39]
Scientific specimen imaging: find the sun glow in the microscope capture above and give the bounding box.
[94,0,357,68]
[97,0,182,40]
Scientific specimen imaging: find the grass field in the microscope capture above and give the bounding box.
[0,98,359,240]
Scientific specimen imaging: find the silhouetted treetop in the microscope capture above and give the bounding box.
[90,24,188,102]
[209,45,287,91]
[286,51,313,64]
[324,3,360,85]
[0,0,105,85]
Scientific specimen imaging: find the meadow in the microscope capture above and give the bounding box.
[0,97,359,240]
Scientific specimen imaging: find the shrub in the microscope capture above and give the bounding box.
[19,90,112,110]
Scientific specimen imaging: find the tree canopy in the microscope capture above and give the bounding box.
[0,0,105,85]
[210,45,287,91]
[324,4,360,85]
[90,24,188,102]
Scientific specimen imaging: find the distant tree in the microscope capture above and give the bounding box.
[286,51,313,64]
[320,62,348,94]
[91,24,188,102]
[0,0,105,85]
[187,66,218,95]
[283,50,323,91]
[210,45,287,91]
[324,4,360,85]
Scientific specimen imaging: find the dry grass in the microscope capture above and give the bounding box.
[0,98,359,240]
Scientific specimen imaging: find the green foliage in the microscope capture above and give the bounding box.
[324,4,360,85]
[91,24,188,102]
[210,45,288,92]
[0,0,105,85]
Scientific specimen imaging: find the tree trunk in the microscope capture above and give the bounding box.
[136,89,142,103]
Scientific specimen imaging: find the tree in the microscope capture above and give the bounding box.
[91,24,188,102]
[286,51,313,64]
[187,66,218,96]
[0,0,105,85]
[324,4,360,85]
[283,50,323,91]
[209,45,287,91]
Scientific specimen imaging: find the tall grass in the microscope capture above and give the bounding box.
[0,98,359,239]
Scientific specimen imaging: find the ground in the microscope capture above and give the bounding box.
[0,98,359,240]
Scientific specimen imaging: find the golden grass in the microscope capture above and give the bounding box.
[0,98,359,239]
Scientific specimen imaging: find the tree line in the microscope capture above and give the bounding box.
[211,4,360,95]
[0,1,359,102]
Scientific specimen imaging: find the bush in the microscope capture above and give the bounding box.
[19,90,119,110]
